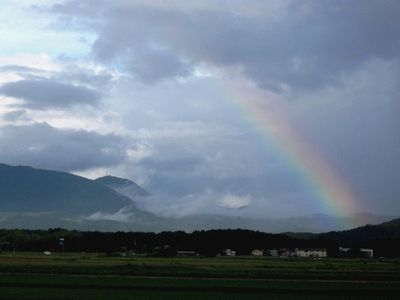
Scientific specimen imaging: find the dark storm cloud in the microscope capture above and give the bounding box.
[52,0,400,91]
[0,78,100,109]
[0,123,128,172]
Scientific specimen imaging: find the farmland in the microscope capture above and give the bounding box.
[0,252,399,299]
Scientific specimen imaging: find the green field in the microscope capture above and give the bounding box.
[0,252,399,299]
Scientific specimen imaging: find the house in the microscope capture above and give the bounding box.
[279,248,292,257]
[150,245,176,257]
[251,249,264,256]
[0,242,11,252]
[177,251,198,256]
[338,247,374,258]
[360,248,374,258]
[222,249,236,256]
[295,248,327,258]
[266,249,279,257]
[338,247,351,254]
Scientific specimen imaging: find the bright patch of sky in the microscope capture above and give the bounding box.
[0,0,94,58]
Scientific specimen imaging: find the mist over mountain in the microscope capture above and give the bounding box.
[95,175,149,199]
[0,163,395,233]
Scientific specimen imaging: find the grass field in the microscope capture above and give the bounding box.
[0,252,399,299]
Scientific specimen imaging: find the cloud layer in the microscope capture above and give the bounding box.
[0,1,399,218]
[0,123,128,171]
[53,0,400,92]
[0,78,100,109]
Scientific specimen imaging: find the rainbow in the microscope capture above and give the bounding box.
[212,76,361,228]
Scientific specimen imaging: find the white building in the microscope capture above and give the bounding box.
[251,249,264,256]
[360,248,374,258]
[266,249,279,257]
[338,247,374,258]
[177,251,197,256]
[222,249,236,256]
[338,247,351,254]
[295,248,327,258]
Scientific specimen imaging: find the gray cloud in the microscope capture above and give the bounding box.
[52,0,400,92]
[0,65,44,74]
[0,123,128,172]
[289,58,400,214]
[0,78,100,109]
[124,47,192,83]
[1,110,29,122]
[77,53,399,218]
[217,194,251,209]
[53,63,114,89]
[139,154,204,175]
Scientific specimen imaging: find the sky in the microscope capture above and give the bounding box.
[0,0,399,219]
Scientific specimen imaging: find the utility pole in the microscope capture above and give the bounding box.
[59,238,65,254]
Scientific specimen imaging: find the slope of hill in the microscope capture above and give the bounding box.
[0,163,132,215]
[95,175,149,199]
[319,217,400,246]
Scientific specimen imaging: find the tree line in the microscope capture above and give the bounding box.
[1,228,399,257]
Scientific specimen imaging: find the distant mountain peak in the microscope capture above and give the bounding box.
[95,175,149,198]
[380,217,400,227]
[0,163,132,215]
[95,175,135,187]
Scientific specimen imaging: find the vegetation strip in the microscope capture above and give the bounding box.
[1,281,399,295]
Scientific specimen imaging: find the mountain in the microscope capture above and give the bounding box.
[267,212,396,233]
[319,217,400,246]
[0,163,396,233]
[283,217,400,256]
[166,213,395,233]
[95,175,149,198]
[0,163,132,215]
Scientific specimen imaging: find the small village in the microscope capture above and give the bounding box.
[37,245,374,259]
[148,246,374,258]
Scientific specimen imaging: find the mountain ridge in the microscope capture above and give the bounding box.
[95,175,149,198]
[0,163,396,233]
[0,163,141,215]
